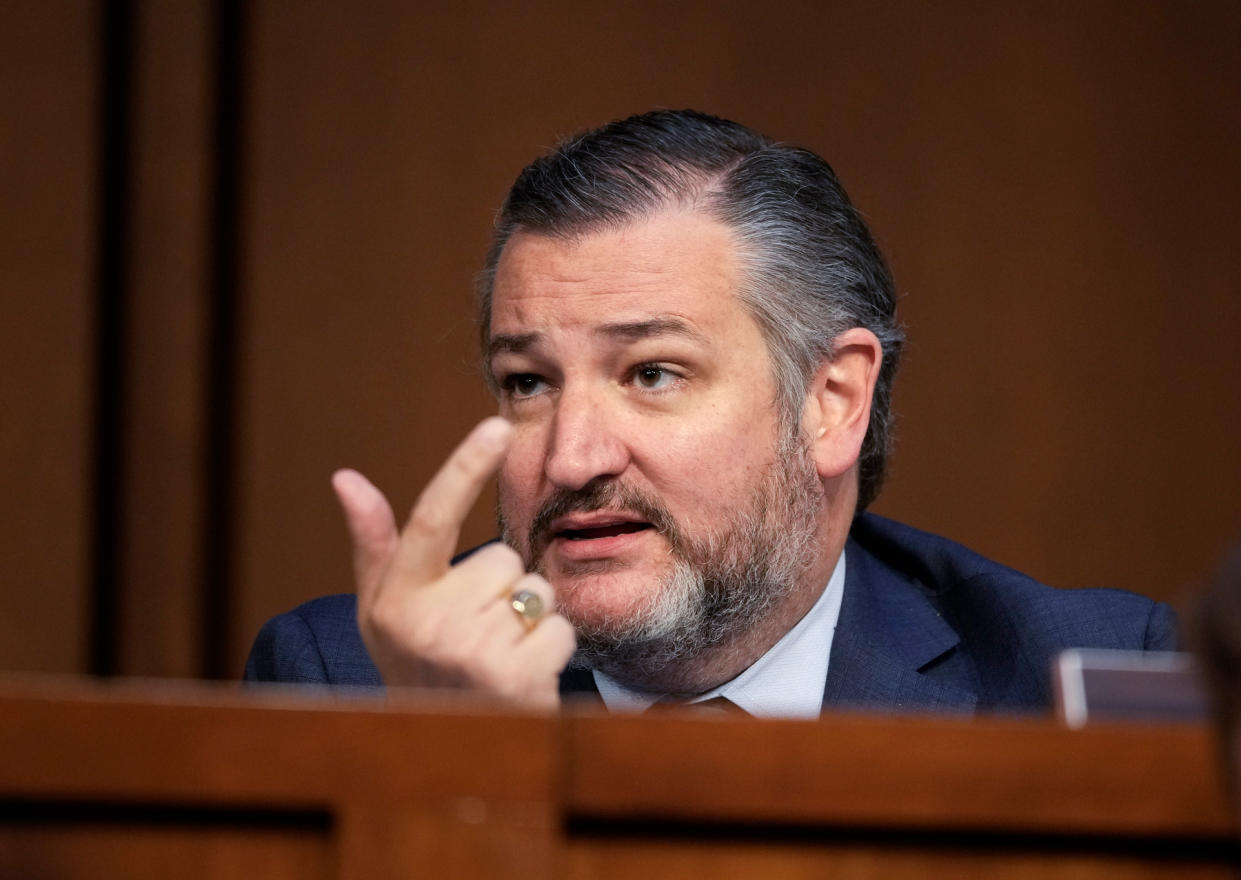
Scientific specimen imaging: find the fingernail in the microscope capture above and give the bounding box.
[332,469,366,494]
[475,416,512,452]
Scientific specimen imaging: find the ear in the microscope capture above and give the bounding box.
[801,328,883,480]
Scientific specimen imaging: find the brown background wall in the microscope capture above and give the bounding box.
[3,0,1239,679]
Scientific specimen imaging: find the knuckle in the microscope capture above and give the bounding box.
[515,571,546,591]
[464,650,507,691]
[372,596,443,655]
[470,542,526,579]
[545,616,577,655]
[446,446,484,482]
[503,666,538,701]
[405,614,445,654]
[363,595,401,639]
[491,677,523,703]
[407,504,450,540]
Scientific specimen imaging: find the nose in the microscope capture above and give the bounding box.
[544,386,630,490]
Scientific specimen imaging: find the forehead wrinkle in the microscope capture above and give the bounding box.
[488,314,709,362]
[596,316,710,347]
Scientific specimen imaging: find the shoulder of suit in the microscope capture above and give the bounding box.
[849,512,1173,648]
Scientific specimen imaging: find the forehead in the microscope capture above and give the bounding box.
[489,210,751,339]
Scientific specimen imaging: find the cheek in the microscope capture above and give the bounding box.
[667,393,783,465]
[638,412,781,515]
[498,435,545,522]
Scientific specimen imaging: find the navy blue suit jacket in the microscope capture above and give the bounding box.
[244,513,1179,714]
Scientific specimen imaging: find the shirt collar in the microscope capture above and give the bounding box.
[592,549,847,719]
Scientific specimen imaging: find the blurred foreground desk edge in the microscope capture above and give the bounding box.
[0,677,1236,879]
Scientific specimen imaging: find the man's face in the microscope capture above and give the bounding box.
[488,210,822,660]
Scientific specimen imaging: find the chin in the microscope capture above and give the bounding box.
[551,566,666,630]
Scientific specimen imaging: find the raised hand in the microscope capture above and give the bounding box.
[332,417,575,711]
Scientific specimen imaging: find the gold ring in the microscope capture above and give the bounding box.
[509,588,545,631]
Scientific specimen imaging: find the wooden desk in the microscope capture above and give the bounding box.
[0,678,1235,878]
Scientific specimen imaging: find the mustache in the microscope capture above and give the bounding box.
[527,479,682,562]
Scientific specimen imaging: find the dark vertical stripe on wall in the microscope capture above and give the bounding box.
[201,0,244,679]
[89,0,133,677]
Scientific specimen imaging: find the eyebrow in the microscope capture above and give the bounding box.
[487,316,708,360]
[597,317,709,345]
[487,332,538,359]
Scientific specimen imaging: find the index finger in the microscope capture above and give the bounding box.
[386,416,514,587]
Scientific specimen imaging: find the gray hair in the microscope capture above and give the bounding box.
[477,110,904,511]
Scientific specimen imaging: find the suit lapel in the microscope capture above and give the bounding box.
[823,538,977,714]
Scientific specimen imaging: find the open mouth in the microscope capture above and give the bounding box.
[557,521,652,541]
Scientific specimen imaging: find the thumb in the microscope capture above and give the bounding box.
[331,469,399,605]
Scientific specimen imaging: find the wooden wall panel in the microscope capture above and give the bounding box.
[116,0,215,677]
[2,0,1238,678]
[231,0,1241,674]
[0,2,98,673]
[860,2,1241,602]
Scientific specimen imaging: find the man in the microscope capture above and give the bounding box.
[246,110,1178,716]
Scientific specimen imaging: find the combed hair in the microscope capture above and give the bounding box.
[477,110,904,510]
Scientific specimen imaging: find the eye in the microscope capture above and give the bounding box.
[631,364,677,390]
[501,373,550,399]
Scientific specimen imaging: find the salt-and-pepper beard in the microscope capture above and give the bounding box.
[498,435,824,693]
